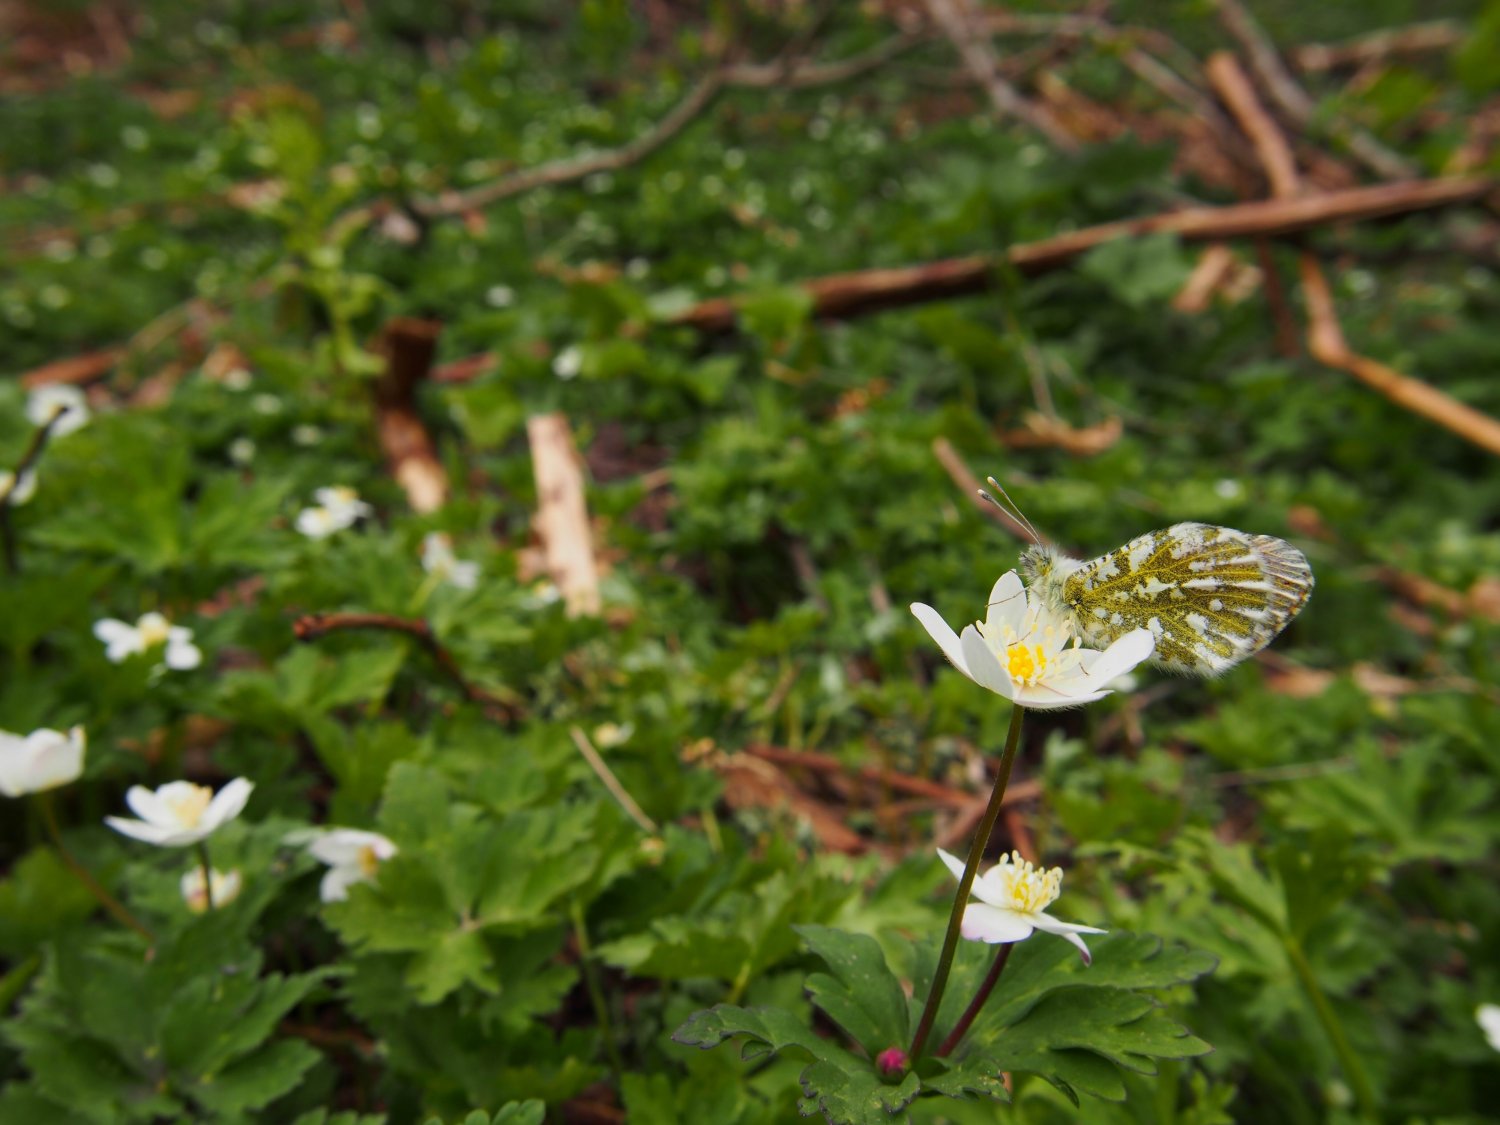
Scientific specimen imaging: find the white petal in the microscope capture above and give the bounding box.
[308,828,386,865]
[936,848,968,884]
[961,903,1035,944]
[200,778,253,832]
[165,640,202,671]
[93,619,141,661]
[1078,628,1155,684]
[124,784,172,825]
[959,626,1017,700]
[910,603,972,679]
[16,728,85,793]
[982,571,1028,634]
[319,864,366,903]
[105,815,181,847]
[1010,682,1111,711]
[449,561,480,590]
[1030,914,1107,964]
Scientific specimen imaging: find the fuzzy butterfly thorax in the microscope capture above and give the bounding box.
[1019,524,1313,676]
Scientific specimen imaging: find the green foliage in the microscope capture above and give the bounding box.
[3,1,1498,1122]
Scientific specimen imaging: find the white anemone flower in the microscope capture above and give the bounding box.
[296,486,373,539]
[180,867,244,912]
[105,777,253,848]
[420,533,480,590]
[1478,1004,1500,1053]
[93,612,202,670]
[0,468,38,506]
[26,384,90,437]
[911,571,1153,710]
[0,726,86,797]
[307,828,397,902]
[937,848,1106,965]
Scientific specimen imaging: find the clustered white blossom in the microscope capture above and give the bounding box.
[296,486,373,539]
[26,384,91,437]
[306,828,398,902]
[420,532,480,590]
[0,726,86,797]
[937,848,1106,964]
[106,777,253,848]
[94,612,202,671]
[911,570,1153,710]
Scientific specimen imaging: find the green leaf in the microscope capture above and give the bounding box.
[674,1005,919,1125]
[0,847,99,958]
[1079,233,1191,310]
[190,1037,321,1116]
[796,925,909,1057]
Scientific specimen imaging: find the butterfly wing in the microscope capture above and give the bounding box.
[1061,523,1313,675]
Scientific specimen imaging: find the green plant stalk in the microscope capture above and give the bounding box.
[36,793,153,943]
[909,704,1025,1062]
[571,899,624,1077]
[936,941,1013,1057]
[196,840,215,910]
[1283,935,1378,1120]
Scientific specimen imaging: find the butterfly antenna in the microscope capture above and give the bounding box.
[978,476,1043,546]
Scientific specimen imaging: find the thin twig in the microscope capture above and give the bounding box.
[1292,20,1463,73]
[746,743,1043,810]
[1215,0,1418,181]
[931,438,1054,547]
[568,727,658,834]
[923,0,1078,150]
[291,612,522,720]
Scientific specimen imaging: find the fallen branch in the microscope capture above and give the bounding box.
[528,413,602,617]
[931,438,1049,546]
[1292,20,1463,73]
[414,30,928,218]
[668,176,1495,332]
[1210,51,1500,459]
[923,0,1078,150]
[1215,0,1418,182]
[374,317,450,513]
[745,743,1043,809]
[1299,260,1500,457]
[291,612,521,720]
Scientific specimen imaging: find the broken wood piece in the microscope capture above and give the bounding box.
[375,317,450,513]
[931,437,1046,545]
[1292,20,1463,73]
[669,176,1495,333]
[527,412,602,617]
[1172,243,1238,313]
[997,411,1123,456]
[1299,257,1500,457]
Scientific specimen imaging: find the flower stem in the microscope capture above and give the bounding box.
[936,941,1013,1058]
[909,704,1025,1062]
[571,899,624,1078]
[1283,935,1379,1120]
[196,841,215,910]
[36,794,153,943]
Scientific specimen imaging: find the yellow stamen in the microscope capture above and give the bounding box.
[1005,643,1048,684]
[164,784,213,828]
[989,851,1064,913]
[139,618,172,647]
[357,844,381,876]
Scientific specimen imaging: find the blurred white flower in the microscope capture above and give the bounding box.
[251,393,282,415]
[180,866,243,912]
[307,828,397,902]
[227,437,256,466]
[25,384,90,437]
[420,533,479,590]
[1478,1004,1500,1053]
[937,848,1106,964]
[223,367,253,391]
[296,486,373,539]
[0,726,86,797]
[911,572,1153,710]
[0,468,37,505]
[485,284,515,308]
[106,777,253,847]
[552,345,583,380]
[94,612,202,671]
[291,424,323,447]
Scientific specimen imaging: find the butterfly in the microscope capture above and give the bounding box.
[1016,522,1313,675]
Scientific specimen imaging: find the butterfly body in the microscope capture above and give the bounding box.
[1020,522,1313,675]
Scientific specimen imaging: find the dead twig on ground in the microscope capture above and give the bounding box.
[746,743,1042,810]
[528,413,602,617]
[375,318,449,513]
[1292,20,1463,73]
[568,726,658,834]
[291,612,521,720]
[668,176,1494,332]
[931,437,1047,546]
[922,0,1078,150]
